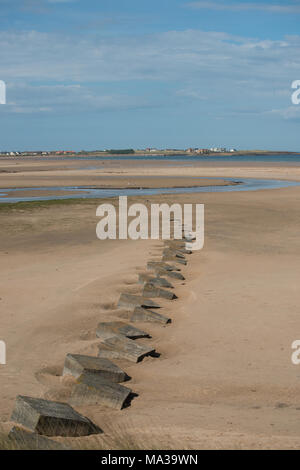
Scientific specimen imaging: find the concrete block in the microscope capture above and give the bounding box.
[138,273,174,289]
[69,372,132,410]
[130,307,171,324]
[8,426,71,450]
[183,234,196,241]
[96,321,149,340]
[180,248,192,255]
[164,243,192,255]
[147,261,181,272]
[164,240,186,248]
[143,283,177,300]
[147,266,185,280]
[63,354,127,383]
[163,248,186,259]
[118,293,160,309]
[162,254,187,265]
[98,334,155,363]
[162,269,185,280]
[11,396,101,437]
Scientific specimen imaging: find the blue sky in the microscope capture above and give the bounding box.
[0,0,300,151]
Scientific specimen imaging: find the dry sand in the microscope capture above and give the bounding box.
[1,159,300,449]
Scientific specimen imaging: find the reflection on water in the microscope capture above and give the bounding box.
[0,178,300,203]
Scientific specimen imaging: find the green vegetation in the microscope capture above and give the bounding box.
[105,149,135,155]
[0,198,102,213]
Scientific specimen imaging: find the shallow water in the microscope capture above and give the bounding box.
[4,153,300,163]
[88,154,300,163]
[1,178,300,203]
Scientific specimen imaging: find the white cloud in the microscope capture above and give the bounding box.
[266,106,300,120]
[187,1,300,14]
[1,29,299,83]
[176,88,207,99]
[47,0,77,3]
[1,82,153,114]
[1,28,300,115]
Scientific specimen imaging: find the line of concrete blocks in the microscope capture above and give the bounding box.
[94,242,193,369]
[9,349,134,440]
[9,322,156,437]
[9,353,132,440]
[8,238,192,443]
[63,321,156,412]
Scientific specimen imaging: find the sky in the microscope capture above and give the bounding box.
[0,0,300,151]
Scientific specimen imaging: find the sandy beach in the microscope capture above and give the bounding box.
[1,158,300,449]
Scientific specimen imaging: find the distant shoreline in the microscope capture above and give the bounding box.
[1,150,300,159]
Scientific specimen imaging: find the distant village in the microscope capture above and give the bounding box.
[0,147,237,157]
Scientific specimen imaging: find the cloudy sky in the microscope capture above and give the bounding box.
[0,0,300,151]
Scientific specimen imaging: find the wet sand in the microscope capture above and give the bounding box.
[2,157,300,190]
[0,189,91,199]
[0,161,233,191]
[1,159,300,449]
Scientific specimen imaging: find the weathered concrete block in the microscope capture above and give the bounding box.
[164,243,192,255]
[96,321,149,340]
[11,396,101,437]
[147,261,180,272]
[164,240,186,248]
[147,266,185,280]
[118,293,160,309]
[183,234,196,241]
[143,283,177,300]
[8,426,70,450]
[138,273,174,289]
[163,248,186,260]
[69,372,132,410]
[162,254,187,265]
[181,248,192,255]
[63,354,127,383]
[162,269,185,280]
[98,334,155,363]
[130,307,171,324]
